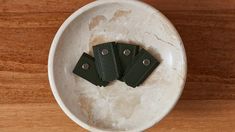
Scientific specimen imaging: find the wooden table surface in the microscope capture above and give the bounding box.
[0,0,235,131]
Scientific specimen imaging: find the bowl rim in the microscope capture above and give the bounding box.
[48,0,187,131]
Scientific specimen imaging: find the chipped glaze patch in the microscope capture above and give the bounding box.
[89,15,107,31]
[110,10,132,21]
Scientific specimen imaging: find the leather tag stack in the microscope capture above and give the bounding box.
[73,42,160,88]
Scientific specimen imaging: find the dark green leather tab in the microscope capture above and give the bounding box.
[73,53,109,87]
[123,49,160,88]
[117,43,139,80]
[93,42,121,81]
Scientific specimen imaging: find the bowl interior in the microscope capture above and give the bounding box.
[49,0,186,131]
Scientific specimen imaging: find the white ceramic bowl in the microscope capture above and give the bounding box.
[48,0,187,131]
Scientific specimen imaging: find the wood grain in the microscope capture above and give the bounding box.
[0,0,235,131]
[148,100,235,132]
[0,101,234,132]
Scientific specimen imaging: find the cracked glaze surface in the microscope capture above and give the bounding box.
[50,0,187,132]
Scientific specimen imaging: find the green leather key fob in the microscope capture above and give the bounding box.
[123,49,160,87]
[117,43,139,80]
[93,42,121,81]
[73,53,109,87]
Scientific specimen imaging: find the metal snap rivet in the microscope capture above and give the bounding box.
[123,49,131,56]
[101,49,109,55]
[82,63,89,70]
[143,59,151,66]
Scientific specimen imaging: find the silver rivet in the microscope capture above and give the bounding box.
[82,63,89,70]
[101,49,109,55]
[123,49,131,56]
[143,59,151,66]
